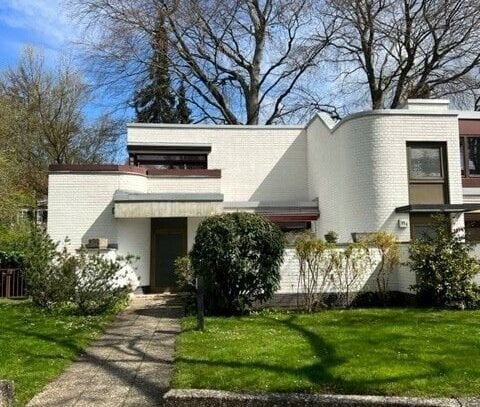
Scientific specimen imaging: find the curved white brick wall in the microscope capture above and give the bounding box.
[308,112,464,243]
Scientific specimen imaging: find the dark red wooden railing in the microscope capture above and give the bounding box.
[0,269,26,298]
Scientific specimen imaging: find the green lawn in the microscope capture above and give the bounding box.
[173,308,480,397]
[0,300,117,406]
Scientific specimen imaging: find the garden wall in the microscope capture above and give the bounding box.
[268,244,415,308]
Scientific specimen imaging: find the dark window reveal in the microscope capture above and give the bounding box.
[467,137,480,176]
[407,142,448,205]
[465,213,480,242]
[132,154,208,169]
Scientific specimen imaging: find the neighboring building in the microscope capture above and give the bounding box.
[47,99,480,295]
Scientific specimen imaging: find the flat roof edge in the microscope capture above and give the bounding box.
[331,109,459,133]
[114,192,224,202]
[127,123,305,130]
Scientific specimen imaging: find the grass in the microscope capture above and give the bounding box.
[0,299,117,406]
[173,308,480,397]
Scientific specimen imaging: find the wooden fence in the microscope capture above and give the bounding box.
[0,269,26,298]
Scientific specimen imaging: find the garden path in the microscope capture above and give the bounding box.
[26,295,182,407]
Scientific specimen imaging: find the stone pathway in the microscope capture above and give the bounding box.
[27,295,183,407]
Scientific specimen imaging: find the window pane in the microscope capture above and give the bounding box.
[460,138,465,175]
[409,146,442,178]
[468,138,480,175]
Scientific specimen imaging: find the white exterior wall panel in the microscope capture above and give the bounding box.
[308,113,463,243]
[128,126,308,202]
[147,177,221,193]
[117,218,151,285]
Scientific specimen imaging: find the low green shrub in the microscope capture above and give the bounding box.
[174,255,195,292]
[409,215,480,309]
[191,213,286,315]
[74,250,138,315]
[23,227,138,314]
[23,228,76,309]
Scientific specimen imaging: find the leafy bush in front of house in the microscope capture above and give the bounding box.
[174,255,195,292]
[364,231,400,306]
[23,227,76,309]
[23,226,138,314]
[0,220,33,253]
[0,250,25,269]
[333,242,371,307]
[295,232,338,311]
[74,250,138,315]
[409,215,480,309]
[191,213,286,315]
[295,234,372,310]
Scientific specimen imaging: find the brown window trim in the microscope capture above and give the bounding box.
[460,134,480,186]
[407,142,447,181]
[48,164,221,178]
[406,142,449,205]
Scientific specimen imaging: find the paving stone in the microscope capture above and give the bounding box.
[26,296,182,407]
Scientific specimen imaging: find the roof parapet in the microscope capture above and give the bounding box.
[401,99,450,111]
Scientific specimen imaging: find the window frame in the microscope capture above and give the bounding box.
[406,141,449,205]
[460,135,480,178]
[407,142,446,183]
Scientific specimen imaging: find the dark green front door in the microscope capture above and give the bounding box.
[151,218,187,292]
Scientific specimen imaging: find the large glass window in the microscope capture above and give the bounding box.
[407,142,448,205]
[131,153,208,169]
[460,135,480,179]
[467,137,480,176]
[408,145,443,179]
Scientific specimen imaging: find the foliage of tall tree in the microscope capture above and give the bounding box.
[70,0,335,124]
[0,46,122,195]
[176,81,192,124]
[324,0,480,110]
[132,13,180,123]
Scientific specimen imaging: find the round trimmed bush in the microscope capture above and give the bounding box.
[191,213,286,315]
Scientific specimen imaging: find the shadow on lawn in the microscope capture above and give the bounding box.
[9,302,181,406]
[176,314,451,394]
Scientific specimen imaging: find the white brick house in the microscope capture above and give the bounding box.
[47,99,480,295]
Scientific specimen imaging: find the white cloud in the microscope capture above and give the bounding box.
[0,0,77,48]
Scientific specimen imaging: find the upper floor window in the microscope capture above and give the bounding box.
[460,135,480,177]
[408,145,444,179]
[134,154,207,169]
[127,144,211,170]
[407,142,448,204]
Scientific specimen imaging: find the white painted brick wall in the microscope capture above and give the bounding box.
[117,218,151,285]
[128,126,308,202]
[147,177,220,193]
[48,173,145,250]
[307,113,463,243]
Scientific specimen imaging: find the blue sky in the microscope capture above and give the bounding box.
[0,0,131,118]
[0,0,130,162]
[0,0,76,68]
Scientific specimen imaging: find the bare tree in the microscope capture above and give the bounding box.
[0,46,122,194]
[70,0,334,124]
[323,0,480,109]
